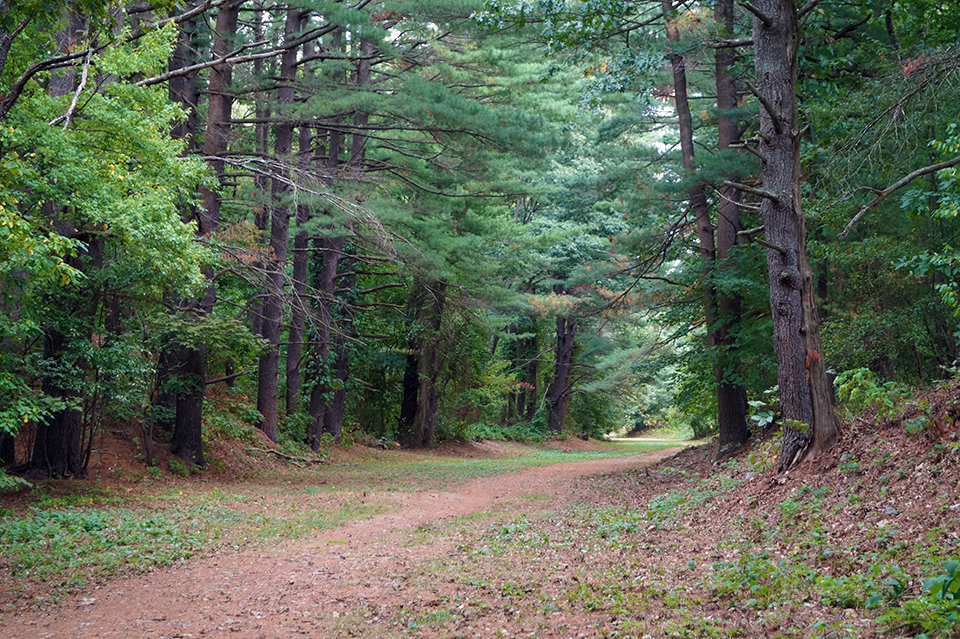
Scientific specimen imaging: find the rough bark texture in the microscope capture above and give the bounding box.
[286,125,312,415]
[415,283,446,448]
[306,237,346,450]
[666,0,748,454]
[168,6,200,150]
[170,347,206,466]
[752,0,837,471]
[713,0,750,456]
[171,0,239,462]
[198,0,239,231]
[256,8,299,442]
[396,282,445,448]
[545,311,576,434]
[29,329,86,478]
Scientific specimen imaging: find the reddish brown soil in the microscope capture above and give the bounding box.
[0,447,680,639]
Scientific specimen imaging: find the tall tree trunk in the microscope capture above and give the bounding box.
[171,0,240,464]
[545,310,575,434]
[306,237,346,450]
[713,0,750,456]
[286,124,312,414]
[415,282,446,447]
[665,0,749,452]
[168,6,200,151]
[257,7,299,442]
[752,0,837,471]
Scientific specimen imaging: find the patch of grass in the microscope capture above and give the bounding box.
[0,507,209,595]
[252,499,387,539]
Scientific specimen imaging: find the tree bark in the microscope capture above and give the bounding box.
[256,7,299,442]
[28,328,85,478]
[752,0,837,471]
[285,124,312,414]
[415,282,446,447]
[714,0,750,456]
[545,309,576,434]
[306,237,346,450]
[170,347,206,466]
[665,0,748,452]
[171,0,239,462]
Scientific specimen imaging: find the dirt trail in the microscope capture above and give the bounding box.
[1,448,679,638]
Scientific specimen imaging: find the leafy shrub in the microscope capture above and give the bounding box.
[465,420,548,443]
[835,368,912,420]
[879,560,960,637]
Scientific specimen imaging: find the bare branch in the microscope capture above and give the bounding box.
[205,370,251,386]
[738,1,773,26]
[721,180,781,202]
[839,155,960,238]
[707,37,754,49]
[737,227,788,255]
[745,80,783,134]
[357,282,407,295]
[797,0,822,19]
[49,48,93,129]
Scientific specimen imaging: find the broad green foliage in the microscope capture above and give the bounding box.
[898,126,960,341]
[0,17,212,438]
[835,368,912,420]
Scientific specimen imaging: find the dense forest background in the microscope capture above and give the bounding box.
[1,0,959,480]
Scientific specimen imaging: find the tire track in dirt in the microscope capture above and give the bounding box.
[2,447,680,638]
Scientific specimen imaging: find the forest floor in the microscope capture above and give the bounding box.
[1,388,960,638]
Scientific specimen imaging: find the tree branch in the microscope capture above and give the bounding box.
[357,282,407,295]
[707,37,754,49]
[839,155,960,238]
[738,1,773,26]
[48,48,93,129]
[721,180,780,202]
[797,0,822,20]
[205,370,251,386]
[745,80,783,135]
[737,226,788,255]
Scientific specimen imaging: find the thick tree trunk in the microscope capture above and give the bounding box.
[198,0,239,232]
[170,347,206,466]
[666,0,749,453]
[171,0,238,461]
[168,6,200,150]
[28,329,85,478]
[714,0,750,456]
[545,313,576,434]
[752,0,837,471]
[257,8,300,442]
